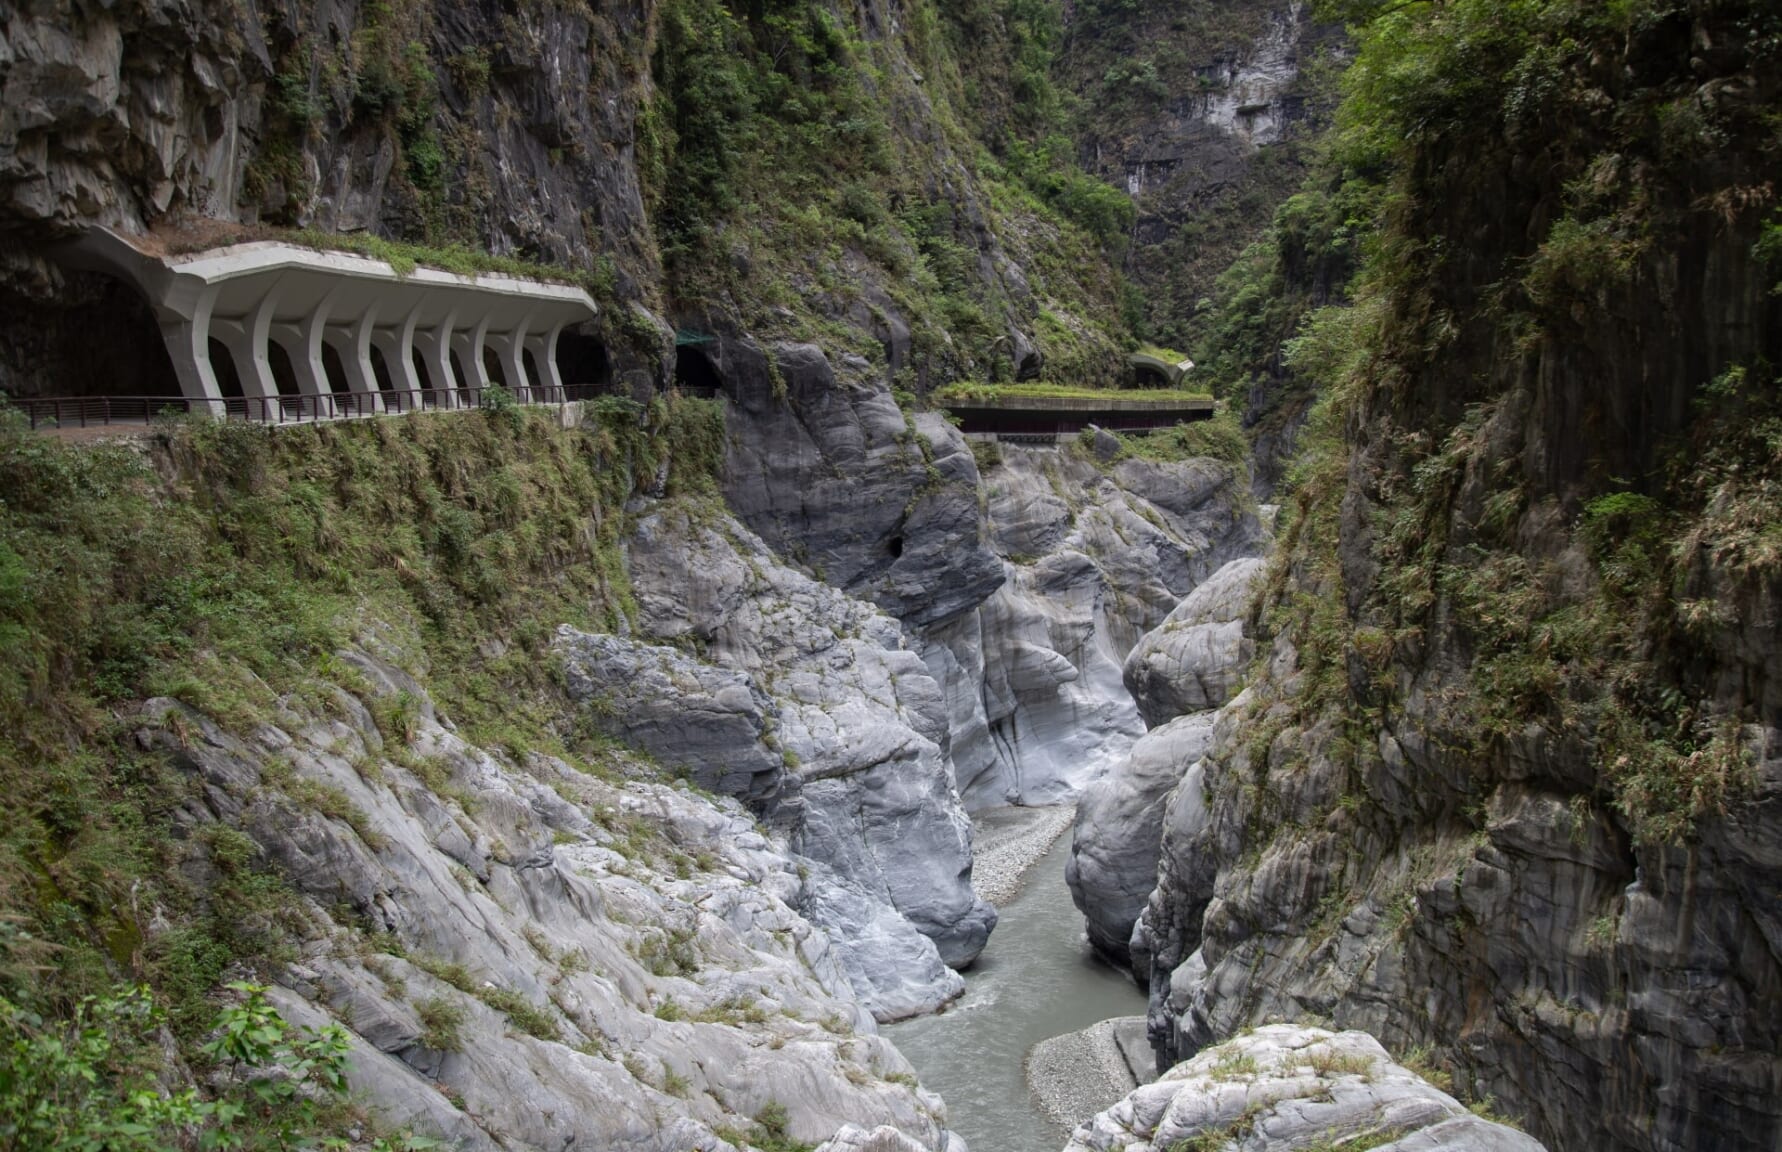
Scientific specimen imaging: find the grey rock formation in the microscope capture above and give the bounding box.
[605,500,994,1008]
[817,1124,963,1152]
[1123,557,1265,727]
[1067,714,1216,968]
[715,339,1005,629]
[923,446,1263,809]
[555,631,783,803]
[1064,1026,1548,1152]
[1066,556,1263,969]
[133,644,960,1152]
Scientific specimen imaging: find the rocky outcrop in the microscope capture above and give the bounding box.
[1067,713,1216,968]
[923,445,1264,809]
[581,497,995,1015]
[1061,1,1341,349]
[1135,8,1782,1152]
[1066,556,1263,969]
[1065,1026,1547,1152]
[1123,557,1264,727]
[555,631,784,803]
[716,339,1005,630]
[133,643,962,1152]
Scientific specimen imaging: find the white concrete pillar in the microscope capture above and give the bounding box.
[325,301,384,416]
[486,311,535,402]
[213,282,286,419]
[276,285,339,415]
[450,313,492,403]
[525,323,565,403]
[413,306,459,408]
[369,301,424,414]
[158,285,225,415]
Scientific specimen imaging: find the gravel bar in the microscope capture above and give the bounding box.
[970,804,1077,906]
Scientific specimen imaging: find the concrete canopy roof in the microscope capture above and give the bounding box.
[55,227,597,412]
[64,227,595,331]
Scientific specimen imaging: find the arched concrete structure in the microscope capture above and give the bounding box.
[1128,350,1196,389]
[54,229,597,417]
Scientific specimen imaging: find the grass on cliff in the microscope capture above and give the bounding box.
[0,395,723,1057]
[932,382,1213,404]
[1248,0,1780,848]
[645,0,1136,387]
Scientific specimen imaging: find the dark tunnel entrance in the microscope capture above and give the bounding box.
[674,344,723,397]
[0,271,179,402]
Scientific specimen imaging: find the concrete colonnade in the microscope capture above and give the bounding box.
[61,229,597,416]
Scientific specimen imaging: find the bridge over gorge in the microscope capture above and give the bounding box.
[11,228,599,427]
[937,389,1215,444]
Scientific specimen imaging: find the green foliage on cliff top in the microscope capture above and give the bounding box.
[932,382,1212,405]
[1,982,433,1151]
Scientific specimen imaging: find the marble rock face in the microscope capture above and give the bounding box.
[1065,1026,1550,1152]
[133,645,958,1152]
[559,500,994,1018]
[1066,557,1265,969]
[923,447,1264,811]
[1122,556,1265,728]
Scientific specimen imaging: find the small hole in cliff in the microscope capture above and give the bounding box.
[674,345,723,397]
[887,535,905,558]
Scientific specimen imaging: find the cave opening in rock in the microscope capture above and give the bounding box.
[674,345,723,397]
[558,332,612,393]
[0,271,180,402]
[887,535,905,559]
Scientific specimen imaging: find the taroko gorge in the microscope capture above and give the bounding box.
[1,2,1777,1150]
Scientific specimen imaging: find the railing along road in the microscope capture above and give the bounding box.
[8,387,608,431]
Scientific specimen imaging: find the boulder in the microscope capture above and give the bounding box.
[1065,1026,1549,1152]
[1067,714,1216,967]
[1123,558,1265,728]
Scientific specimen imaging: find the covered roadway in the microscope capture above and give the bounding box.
[53,228,597,416]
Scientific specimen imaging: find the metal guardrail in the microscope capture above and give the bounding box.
[7,387,610,431]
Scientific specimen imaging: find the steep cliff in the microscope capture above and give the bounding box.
[0,0,1139,398]
[0,405,985,1149]
[926,436,1264,809]
[1059,0,1343,354]
[1138,4,1782,1152]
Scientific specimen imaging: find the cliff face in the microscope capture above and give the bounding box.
[0,0,1140,399]
[1138,5,1782,1152]
[1058,0,1342,354]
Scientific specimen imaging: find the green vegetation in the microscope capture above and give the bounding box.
[1058,1,1345,350]
[0,396,723,1143]
[1070,405,1251,468]
[0,982,432,1151]
[933,382,1212,405]
[1244,0,1780,870]
[644,0,1137,387]
[416,996,466,1053]
[747,1100,816,1152]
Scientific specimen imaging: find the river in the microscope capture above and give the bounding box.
[885,822,1147,1152]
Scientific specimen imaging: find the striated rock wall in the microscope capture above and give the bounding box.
[1060,0,1342,350]
[1068,556,1265,968]
[923,443,1264,810]
[1136,7,1782,1152]
[558,495,997,1020]
[134,640,963,1152]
